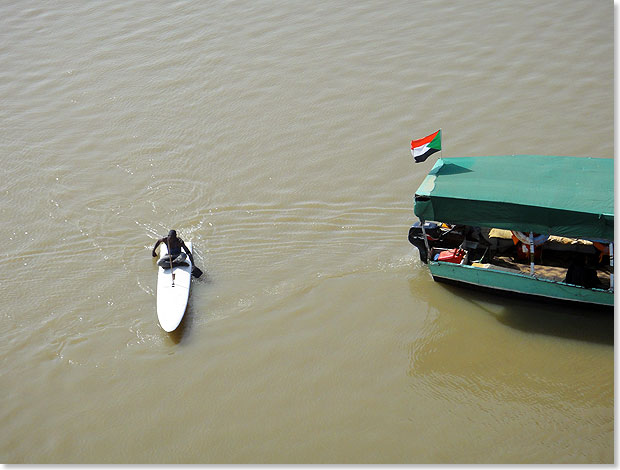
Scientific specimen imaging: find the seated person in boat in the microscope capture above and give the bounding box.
[152,229,195,268]
[564,254,602,289]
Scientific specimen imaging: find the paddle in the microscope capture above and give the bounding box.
[187,241,202,278]
[169,243,175,287]
[173,246,203,278]
[160,236,203,279]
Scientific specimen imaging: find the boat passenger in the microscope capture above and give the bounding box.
[564,254,601,289]
[152,229,195,268]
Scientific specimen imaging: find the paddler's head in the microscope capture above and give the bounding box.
[168,229,177,240]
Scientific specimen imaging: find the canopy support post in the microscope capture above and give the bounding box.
[610,242,614,292]
[420,220,431,263]
[529,232,535,276]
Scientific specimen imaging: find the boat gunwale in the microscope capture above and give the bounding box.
[428,259,613,307]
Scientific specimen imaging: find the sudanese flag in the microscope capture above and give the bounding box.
[411,130,441,163]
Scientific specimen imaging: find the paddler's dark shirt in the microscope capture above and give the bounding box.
[166,236,183,256]
[152,235,194,266]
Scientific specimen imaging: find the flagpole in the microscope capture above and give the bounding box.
[440,128,443,159]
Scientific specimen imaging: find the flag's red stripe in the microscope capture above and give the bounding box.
[411,130,439,149]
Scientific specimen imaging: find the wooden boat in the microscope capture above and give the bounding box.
[408,155,614,309]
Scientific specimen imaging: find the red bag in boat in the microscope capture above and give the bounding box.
[437,248,465,264]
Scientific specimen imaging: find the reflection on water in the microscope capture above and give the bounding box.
[432,282,614,345]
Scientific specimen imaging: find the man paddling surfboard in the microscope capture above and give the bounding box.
[152,229,203,332]
[152,229,202,278]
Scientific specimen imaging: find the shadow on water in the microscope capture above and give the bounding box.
[167,272,212,345]
[430,282,614,346]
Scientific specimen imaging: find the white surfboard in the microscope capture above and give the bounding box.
[156,241,192,332]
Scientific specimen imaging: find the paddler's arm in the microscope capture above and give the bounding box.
[152,238,164,257]
[181,240,195,265]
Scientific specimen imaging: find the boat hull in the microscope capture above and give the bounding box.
[429,261,613,309]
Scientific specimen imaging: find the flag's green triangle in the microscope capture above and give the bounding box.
[429,130,441,150]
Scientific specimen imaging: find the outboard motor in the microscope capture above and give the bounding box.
[408,221,439,264]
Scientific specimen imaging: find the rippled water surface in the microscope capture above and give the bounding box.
[0,0,614,463]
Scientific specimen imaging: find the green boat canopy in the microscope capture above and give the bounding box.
[414,155,614,241]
